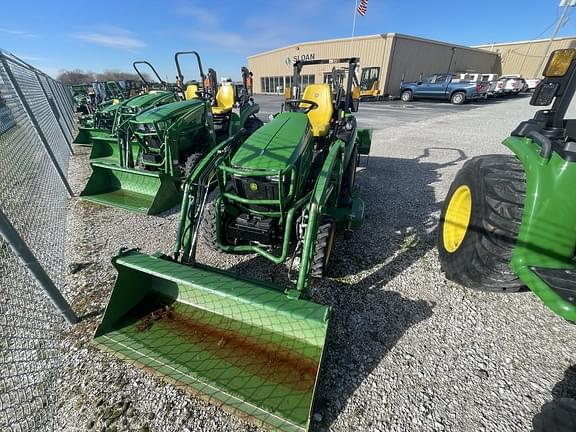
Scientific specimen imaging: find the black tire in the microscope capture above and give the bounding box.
[338,146,358,207]
[184,152,204,178]
[451,91,466,105]
[244,116,263,135]
[533,399,576,432]
[310,217,336,278]
[200,201,219,252]
[437,155,526,292]
[401,90,413,102]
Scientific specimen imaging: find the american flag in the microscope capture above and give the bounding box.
[357,0,369,16]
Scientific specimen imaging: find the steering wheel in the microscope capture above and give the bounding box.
[195,89,213,100]
[285,99,319,114]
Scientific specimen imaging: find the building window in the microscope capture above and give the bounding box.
[259,74,316,94]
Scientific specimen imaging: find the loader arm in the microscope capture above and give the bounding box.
[174,129,247,263]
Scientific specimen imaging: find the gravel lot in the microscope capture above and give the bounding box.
[59,95,576,432]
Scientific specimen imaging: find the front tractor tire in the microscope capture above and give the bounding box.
[311,217,336,278]
[201,201,219,252]
[437,155,526,292]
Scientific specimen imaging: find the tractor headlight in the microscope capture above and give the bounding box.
[544,48,575,77]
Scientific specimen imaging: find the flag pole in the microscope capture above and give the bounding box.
[350,0,358,57]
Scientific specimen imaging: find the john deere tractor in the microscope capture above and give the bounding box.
[87,61,180,163]
[91,57,371,431]
[80,51,262,214]
[438,48,576,322]
[74,61,176,146]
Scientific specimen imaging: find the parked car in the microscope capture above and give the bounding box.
[525,78,541,91]
[499,74,524,95]
[481,73,502,97]
[400,73,489,105]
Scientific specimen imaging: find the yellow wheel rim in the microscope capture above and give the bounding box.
[443,185,472,253]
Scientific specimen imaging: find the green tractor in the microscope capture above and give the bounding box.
[91,57,371,431]
[438,48,576,322]
[72,83,91,114]
[74,62,174,146]
[74,80,127,145]
[88,62,180,164]
[80,51,263,215]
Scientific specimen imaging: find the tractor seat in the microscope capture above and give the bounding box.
[212,84,235,115]
[301,84,334,137]
[185,84,199,100]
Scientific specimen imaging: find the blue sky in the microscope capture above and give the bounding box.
[1,0,574,79]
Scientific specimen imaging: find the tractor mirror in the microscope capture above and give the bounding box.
[543,49,576,77]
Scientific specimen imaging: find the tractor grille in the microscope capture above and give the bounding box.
[230,175,290,212]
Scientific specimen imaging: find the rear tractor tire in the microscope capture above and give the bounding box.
[310,217,336,278]
[437,155,526,292]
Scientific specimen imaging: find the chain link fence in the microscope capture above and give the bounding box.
[0,50,76,431]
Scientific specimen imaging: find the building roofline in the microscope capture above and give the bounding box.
[248,32,500,59]
[389,33,497,54]
[473,35,576,48]
[247,34,387,58]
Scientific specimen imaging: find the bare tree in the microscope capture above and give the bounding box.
[56,69,151,85]
[57,69,95,85]
[96,69,150,83]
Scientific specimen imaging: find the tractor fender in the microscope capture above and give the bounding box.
[504,135,576,321]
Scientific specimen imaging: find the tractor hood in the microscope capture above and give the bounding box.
[131,99,205,124]
[124,91,175,109]
[100,101,121,114]
[231,112,311,172]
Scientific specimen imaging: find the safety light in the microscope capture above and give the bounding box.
[544,49,576,77]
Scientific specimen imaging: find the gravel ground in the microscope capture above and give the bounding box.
[58,96,576,432]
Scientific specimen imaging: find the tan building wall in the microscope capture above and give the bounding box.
[248,34,576,97]
[248,33,501,97]
[474,37,576,78]
[384,34,500,96]
[247,34,390,95]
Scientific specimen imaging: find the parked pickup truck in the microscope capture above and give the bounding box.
[400,73,489,104]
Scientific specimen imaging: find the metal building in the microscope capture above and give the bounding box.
[474,36,576,79]
[248,33,576,97]
[248,33,501,97]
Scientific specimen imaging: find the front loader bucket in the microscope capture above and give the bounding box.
[80,163,181,214]
[73,127,111,146]
[89,136,140,166]
[94,251,330,432]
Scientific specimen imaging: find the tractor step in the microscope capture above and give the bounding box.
[531,267,576,303]
[94,250,330,432]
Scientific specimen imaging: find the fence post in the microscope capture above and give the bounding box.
[36,73,74,153]
[0,207,78,324]
[0,55,74,197]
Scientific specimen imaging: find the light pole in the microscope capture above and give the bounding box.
[534,0,575,77]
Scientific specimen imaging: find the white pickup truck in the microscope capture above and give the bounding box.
[499,74,525,94]
[480,73,502,97]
